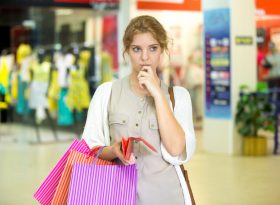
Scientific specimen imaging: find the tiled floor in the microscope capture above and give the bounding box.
[0,122,279,205]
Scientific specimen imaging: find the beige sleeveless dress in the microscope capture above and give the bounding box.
[108,76,184,205]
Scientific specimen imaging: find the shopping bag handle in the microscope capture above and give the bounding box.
[92,146,106,164]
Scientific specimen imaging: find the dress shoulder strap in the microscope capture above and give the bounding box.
[168,86,175,110]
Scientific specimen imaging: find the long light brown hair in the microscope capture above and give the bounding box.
[122,15,170,59]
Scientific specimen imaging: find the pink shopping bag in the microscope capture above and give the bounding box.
[51,150,115,205]
[67,163,137,205]
[33,138,92,205]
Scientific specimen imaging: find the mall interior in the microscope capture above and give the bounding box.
[0,0,280,204]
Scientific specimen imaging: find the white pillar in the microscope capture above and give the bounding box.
[117,0,137,78]
[85,18,95,45]
[202,0,256,154]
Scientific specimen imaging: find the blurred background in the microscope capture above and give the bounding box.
[0,0,280,204]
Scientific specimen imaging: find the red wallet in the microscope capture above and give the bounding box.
[121,137,157,160]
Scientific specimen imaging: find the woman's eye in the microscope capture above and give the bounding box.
[149,46,158,52]
[132,47,141,52]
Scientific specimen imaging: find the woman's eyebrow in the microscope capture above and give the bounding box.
[149,44,160,46]
[130,44,159,47]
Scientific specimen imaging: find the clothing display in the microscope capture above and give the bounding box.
[20,55,33,82]
[0,57,10,94]
[57,88,74,126]
[65,65,90,112]
[100,51,113,83]
[0,43,100,127]
[10,69,18,103]
[16,43,32,64]
[57,53,74,87]
[48,70,60,116]
[78,50,91,68]
[28,60,51,123]
[16,75,30,115]
[28,81,49,109]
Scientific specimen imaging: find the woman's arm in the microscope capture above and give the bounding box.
[161,87,196,164]
[137,66,186,156]
[81,82,111,151]
[154,90,186,156]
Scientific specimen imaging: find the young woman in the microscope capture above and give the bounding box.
[82,15,196,205]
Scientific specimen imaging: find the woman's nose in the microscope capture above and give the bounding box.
[141,49,149,61]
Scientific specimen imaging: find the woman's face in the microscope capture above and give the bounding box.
[128,32,162,74]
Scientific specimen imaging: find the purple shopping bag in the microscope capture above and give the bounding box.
[33,138,91,205]
[67,163,137,205]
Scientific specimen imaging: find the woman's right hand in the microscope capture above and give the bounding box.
[111,141,135,165]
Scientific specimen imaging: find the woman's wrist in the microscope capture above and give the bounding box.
[108,145,117,158]
[153,89,165,103]
[99,145,118,161]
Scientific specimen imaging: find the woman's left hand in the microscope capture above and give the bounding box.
[137,66,161,98]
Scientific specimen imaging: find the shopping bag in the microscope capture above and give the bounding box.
[67,163,137,205]
[33,138,92,205]
[122,137,157,160]
[51,149,115,205]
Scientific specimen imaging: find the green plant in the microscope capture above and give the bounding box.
[235,85,275,137]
